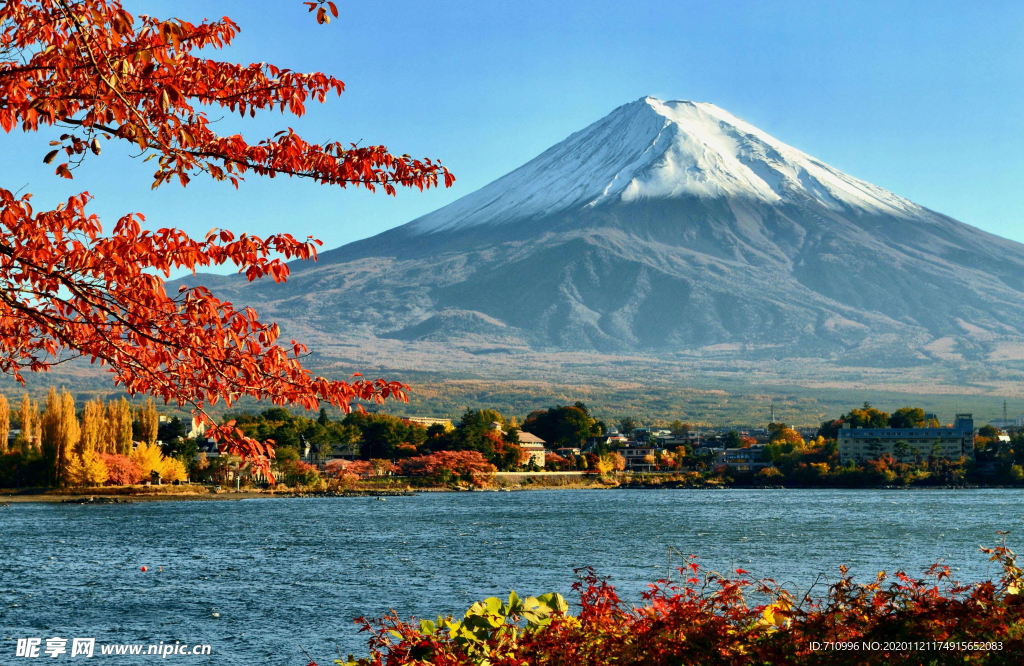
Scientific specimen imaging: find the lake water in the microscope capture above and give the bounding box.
[2,489,1022,664]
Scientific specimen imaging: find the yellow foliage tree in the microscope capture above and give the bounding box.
[0,393,8,454]
[60,390,80,475]
[130,442,165,479]
[809,462,830,476]
[136,398,159,446]
[40,388,61,484]
[18,393,34,450]
[66,450,109,487]
[597,453,618,475]
[40,388,80,485]
[104,397,133,455]
[161,457,187,483]
[773,427,806,448]
[79,398,105,454]
[31,403,41,451]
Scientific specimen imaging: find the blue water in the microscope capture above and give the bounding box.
[1,489,1022,664]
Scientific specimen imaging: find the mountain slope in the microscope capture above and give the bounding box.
[185,97,1024,380]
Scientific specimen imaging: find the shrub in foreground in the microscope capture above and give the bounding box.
[323,543,1024,666]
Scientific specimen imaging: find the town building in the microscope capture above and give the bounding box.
[619,445,660,471]
[517,431,547,467]
[714,445,773,472]
[837,414,975,465]
[404,416,454,431]
[488,421,546,468]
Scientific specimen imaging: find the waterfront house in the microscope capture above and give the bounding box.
[489,422,546,468]
[714,445,772,472]
[517,431,547,467]
[619,445,660,471]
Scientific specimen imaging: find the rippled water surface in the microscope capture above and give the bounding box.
[2,489,1023,664]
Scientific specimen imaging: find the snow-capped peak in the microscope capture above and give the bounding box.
[409,96,922,233]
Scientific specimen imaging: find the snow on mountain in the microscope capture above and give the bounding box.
[410,96,922,234]
[180,95,1024,386]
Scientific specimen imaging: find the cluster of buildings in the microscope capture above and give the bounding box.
[184,411,991,476]
[603,426,776,473]
[518,413,984,474]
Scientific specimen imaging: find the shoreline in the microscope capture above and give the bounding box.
[0,488,419,503]
[1,482,1015,503]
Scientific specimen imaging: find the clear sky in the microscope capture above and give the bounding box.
[2,0,1021,262]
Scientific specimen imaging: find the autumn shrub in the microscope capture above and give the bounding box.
[334,543,1024,666]
[100,453,143,485]
[326,476,358,492]
[398,451,496,487]
[283,461,320,487]
[369,458,396,477]
[545,452,569,470]
[756,466,783,480]
[324,459,356,480]
[324,459,374,480]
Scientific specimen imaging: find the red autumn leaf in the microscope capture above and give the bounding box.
[0,0,455,479]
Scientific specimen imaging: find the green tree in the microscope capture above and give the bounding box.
[723,430,743,448]
[817,418,843,440]
[888,407,927,429]
[618,417,639,436]
[979,424,1000,439]
[522,405,600,449]
[359,418,405,459]
[669,419,689,435]
[157,416,188,443]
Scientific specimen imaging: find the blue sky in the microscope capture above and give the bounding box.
[2,0,1021,261]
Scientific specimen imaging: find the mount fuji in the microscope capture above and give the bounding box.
[187,97,1024,383]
